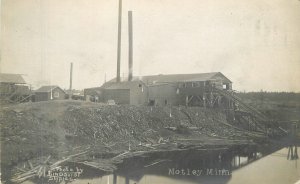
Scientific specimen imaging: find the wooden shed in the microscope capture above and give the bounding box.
[101,81,147,105]
[34,86,66,102]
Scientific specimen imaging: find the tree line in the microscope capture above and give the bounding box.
[236,91,300,103]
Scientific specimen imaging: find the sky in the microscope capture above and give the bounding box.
[1,0,300,92]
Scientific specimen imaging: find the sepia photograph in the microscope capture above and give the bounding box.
[1,0,300,183]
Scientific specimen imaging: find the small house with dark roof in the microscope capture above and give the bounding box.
[34,85,66,102]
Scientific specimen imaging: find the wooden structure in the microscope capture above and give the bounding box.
[0,73,31,103]
[85,81,147,105]
[143,72,232,107]
[84,87,103,102]
[34,86,66,102]
[102,81,147,105]
[100,72,233,107]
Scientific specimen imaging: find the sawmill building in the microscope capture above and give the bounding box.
[84,72,233,107]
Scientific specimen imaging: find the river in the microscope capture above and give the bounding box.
[22,145,300,184]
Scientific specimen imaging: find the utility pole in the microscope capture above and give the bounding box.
[69,62,73,99]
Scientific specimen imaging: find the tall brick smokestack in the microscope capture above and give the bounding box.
[116,0,122,82]
[128,11,133,81]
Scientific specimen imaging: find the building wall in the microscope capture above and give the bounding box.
[148,84,180,106]
[52,88,66,100]
[103,89,130,104]
[35,88,66,102]
[100,82,148,105]
[0,83,30,96]
[130,84,148,105]
[211,73,232,90]
[84,87,103,102]
[147,78,232,106]
[84,87,103,97]
[179,86,206,96]
[35,93,49,102]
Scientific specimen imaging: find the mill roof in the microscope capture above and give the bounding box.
[106,72,231,84]
[0,73,26,84]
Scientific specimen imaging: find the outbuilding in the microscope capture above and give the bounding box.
[34,85,66,102]
[102,81,147,105]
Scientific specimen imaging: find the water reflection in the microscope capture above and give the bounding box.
[21,145,300,184]
[287,146,299,160]
[228,146,300,184]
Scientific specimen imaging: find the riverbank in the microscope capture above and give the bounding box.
[0,100,272,182]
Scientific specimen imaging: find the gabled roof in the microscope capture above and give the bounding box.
[35,85,66,93]
[0,73,26,84]
[107,72,231,84]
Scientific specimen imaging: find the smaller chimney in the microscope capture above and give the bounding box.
[128,11,133,81]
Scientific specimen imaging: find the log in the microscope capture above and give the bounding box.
[79,162,116,172]
[43,155,51,164]
[37,166,43,177]
[14,165,40,179]
[27,160,33,169]
[11,173,37,183]
[111,151,129,160]
[140,144,156,149]
[67,150,89,158]
[144,160,170,168]
[16,167,26,172]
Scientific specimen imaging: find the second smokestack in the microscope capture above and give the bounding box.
[116,0,122,82]
[128,11,133,81]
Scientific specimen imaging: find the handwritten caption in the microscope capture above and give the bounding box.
[47,166,83,182]
[168,168,231,176]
